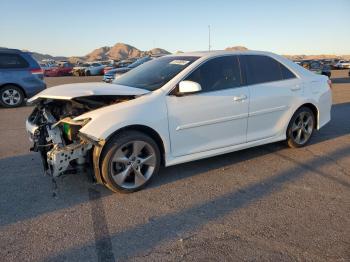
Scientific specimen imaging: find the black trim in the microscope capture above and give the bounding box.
[239,54,297,86]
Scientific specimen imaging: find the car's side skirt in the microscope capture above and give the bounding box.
[165,134,286,167]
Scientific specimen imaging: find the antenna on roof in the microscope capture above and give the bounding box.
[208,25,211,51]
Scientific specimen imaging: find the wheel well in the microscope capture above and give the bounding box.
[0,83,27,98]
[299,103,318,128]
[106,125,166,166]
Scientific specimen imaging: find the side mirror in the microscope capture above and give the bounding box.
[178,80,202,95]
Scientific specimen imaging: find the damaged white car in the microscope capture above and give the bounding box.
[26,51,332,193]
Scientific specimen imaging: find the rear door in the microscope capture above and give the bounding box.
[240,55,301,142]
[166,55,249,157]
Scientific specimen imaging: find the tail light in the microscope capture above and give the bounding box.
[30,68,44,75]
[327,79,332,89]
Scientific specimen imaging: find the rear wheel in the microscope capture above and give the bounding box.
[286,107,315,148]
[0,85,24,108]
[86,70,91,76]
[101,131,161,193]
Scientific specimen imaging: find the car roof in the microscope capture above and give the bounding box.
[169,50,317,79]
[0,48,23,54]
[169,50,279,58]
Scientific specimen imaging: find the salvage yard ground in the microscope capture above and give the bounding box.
[0,71,349,261]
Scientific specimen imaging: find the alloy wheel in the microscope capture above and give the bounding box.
[109,140,157,189]
[291,111,314,145]
[2,88,21,106]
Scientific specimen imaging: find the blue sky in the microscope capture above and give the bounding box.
[1,0,349,56]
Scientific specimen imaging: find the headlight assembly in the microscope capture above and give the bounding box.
[53,117,91,141]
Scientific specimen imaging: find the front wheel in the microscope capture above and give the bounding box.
[101,131,161,193]
[286,107,315,148]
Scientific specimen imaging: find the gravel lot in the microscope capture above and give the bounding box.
[0,71,349,261]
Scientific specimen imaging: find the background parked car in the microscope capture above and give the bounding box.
[71,63,89,76]
[300,60,331,78]
[41,59,56,68]
[334,60,350,69]
[39,63,52,71]
[85,62,105,76]
[44,62,73,77]
[103,59,135,74]
[320,64,332,78]
[0,48,46,107]
[320,59,333,66]
[103,56,152,83]
[102,65,115,75]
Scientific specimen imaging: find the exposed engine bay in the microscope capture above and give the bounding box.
[27,95,135,178]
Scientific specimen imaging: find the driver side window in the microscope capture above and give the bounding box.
[185,56,242,92]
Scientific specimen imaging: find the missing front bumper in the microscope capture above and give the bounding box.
[47,142,93,177]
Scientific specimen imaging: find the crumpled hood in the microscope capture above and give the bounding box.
[28,82,150,103]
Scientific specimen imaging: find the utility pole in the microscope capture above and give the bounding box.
[208,25,211,51]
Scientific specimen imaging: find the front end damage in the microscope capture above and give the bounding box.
[26,95,134,179]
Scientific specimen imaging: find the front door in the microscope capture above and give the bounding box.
[166,56,249,157]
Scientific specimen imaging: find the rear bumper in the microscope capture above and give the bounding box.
[25,82,47,98]
[318,88,332,129]
[102,75,114,83]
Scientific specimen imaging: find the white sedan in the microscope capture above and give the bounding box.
[334,60,350,69]
[84,62,105,76]
[26,51,332,193]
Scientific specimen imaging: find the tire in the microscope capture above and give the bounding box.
[0,85,25,108]
[86,70,91,76]
[101,131,161,193]
[286,107,315,148]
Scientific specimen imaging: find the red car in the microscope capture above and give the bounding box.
[44,62,73,77]
[103,66,114,74]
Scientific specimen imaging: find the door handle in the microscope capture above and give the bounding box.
[290,85,302,91]
[233,94,247,102]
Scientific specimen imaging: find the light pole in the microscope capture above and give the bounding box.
[208,25,211,51]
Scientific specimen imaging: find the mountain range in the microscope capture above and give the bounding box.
[26,43,171,63]
[3,43,349,62]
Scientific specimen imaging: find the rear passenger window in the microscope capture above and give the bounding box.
[243,55,283,85]
[279,63,296,79]
[0,53,29,69]
[185,56,242,92]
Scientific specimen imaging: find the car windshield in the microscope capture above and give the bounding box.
[112,56,199,91]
